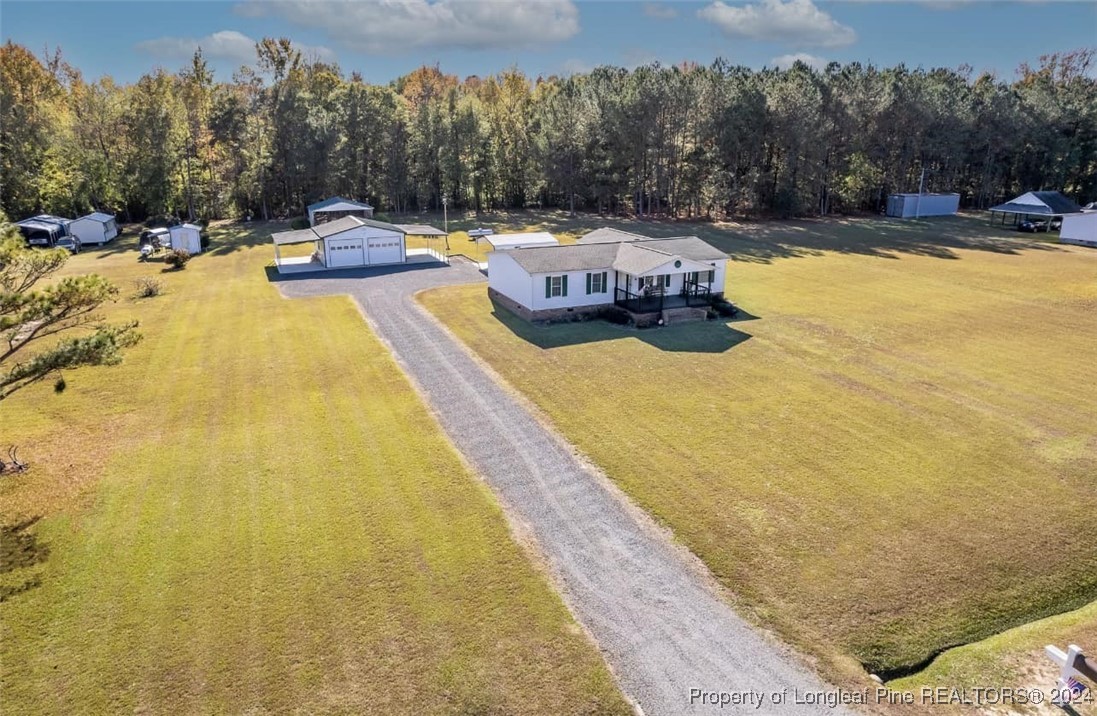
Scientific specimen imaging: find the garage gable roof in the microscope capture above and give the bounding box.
[308,196,373,212]
[313,215,406,238]
[78,212,116,223]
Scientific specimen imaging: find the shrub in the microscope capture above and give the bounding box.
[711,299,739,318]
[134,277,164,298]
[164,249,192,270]
[290,216,310,230]
[599,305,633,326]
[706,308,718,321]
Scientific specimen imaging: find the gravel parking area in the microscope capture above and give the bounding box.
[274,258,844,715]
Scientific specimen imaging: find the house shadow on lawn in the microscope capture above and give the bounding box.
[491,300,757,354]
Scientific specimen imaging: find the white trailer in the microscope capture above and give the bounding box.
[886,193,960,218]
[1060,212,1097,247]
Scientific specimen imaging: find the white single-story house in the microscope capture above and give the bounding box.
[483,232,559,251]
[69,212,119,245]
[307,197,374,226]
[169,223,203,253]
[272,215,407,273]
[487,227,728,324]
[1060,212,1097,247]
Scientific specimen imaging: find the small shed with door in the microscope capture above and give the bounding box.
[69,212,119,245]
[307,197,375,226]
[169,223,203,253]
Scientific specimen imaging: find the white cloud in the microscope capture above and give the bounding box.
[136,30,335,65]
[235,0,580,53]
[560,58,594,75]
[698,0,856,48]
[771,52,826,69]
[642,2,679,19]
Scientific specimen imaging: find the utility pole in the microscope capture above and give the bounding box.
[915,165,926,219]
[442,195,448,234]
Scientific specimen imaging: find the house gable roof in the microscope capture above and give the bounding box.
[308,196,373,212]
[504,235,727,275]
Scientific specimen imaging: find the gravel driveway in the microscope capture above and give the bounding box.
[274,257,847,715]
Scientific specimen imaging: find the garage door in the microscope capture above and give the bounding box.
[367,236,402,265]
[328,238,365,267]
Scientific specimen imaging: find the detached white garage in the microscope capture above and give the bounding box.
[272,216,407,273]
[69,212,119,245]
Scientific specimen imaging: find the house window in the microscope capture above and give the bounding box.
[586,271,607,294]
[545,275,568,298]
[660,275,671,289]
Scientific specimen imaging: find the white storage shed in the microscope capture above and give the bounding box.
[886,193,960,218]
[169,223,203,254]
[69,212,119,245]
[1060,212,1097,247]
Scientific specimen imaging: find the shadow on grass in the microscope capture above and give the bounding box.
[490,300,755,354]
[263,257,454,283]
[0,517,48,602]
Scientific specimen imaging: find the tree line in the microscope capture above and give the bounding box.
[2,39,1095,223]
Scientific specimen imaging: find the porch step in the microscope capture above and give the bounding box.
[660,306,708,325]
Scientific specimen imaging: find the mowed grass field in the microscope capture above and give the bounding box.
[0,224,629,714]
[419,214,1097,683]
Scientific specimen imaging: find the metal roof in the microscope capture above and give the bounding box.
[16,219,61,232]
[308,196,373,212]
[271,227,319,246]
[576,227,649,244]
[990,191,1082,216]
[273,216,406,245]
[313,215,405,237]
[484,232,559,249]
[395,224,447,237]
[76,212,116,223]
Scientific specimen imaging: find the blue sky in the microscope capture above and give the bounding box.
[3,1,1095,84]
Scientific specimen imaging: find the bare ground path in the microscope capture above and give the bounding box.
[274,258,845,715]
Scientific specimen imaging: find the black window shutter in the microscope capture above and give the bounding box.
[562,275,568,296]
[586,272,592,294]
[545,276,551,298]
[601,271,607,293]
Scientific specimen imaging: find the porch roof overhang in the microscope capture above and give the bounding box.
[612,243,714,277]
[271,227,321,246]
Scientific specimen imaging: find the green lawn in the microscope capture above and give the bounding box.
[418,214,1097,684]
[0,224,629,714]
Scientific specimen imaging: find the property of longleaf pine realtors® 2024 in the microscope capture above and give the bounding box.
[687,685,1089,709]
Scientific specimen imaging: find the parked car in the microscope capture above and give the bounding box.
[56,236,82,254]
[1018,219,1049,233]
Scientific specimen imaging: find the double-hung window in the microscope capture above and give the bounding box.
[545,275,568,298]
[586,271,607,294]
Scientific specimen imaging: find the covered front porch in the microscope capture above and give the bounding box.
[613,268,716,315]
